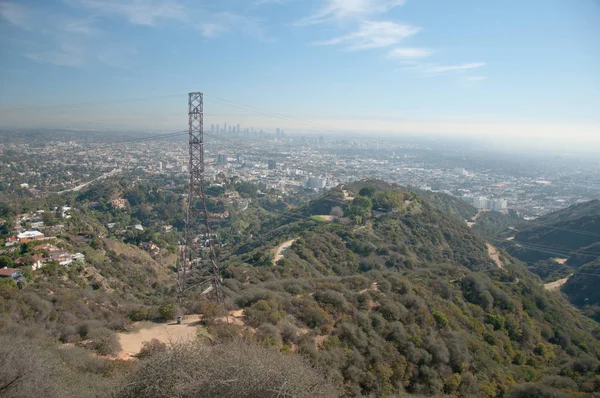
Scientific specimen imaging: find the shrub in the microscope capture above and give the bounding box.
[246,300,286,327]
[115,340,341,398]
[82,327,121,356]
[297,305,333,334]
[128,307,149,321]
[507,383,568,398]
[433,311,449,328]
[158,304,177,321]
[136,339,167,359]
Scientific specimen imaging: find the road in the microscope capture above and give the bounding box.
[273,239,297,265]
[544,275,572,291]
[55,168,121,194]
[486,243,503,269]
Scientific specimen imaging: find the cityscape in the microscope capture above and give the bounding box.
[2,126,599,219]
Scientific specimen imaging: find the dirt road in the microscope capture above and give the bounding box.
[486,243,503,269]
[273,239,297,265]
[545,275,572,291]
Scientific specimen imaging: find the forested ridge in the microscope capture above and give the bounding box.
[476,199,600,323]
[219,181,600,397]
[1,180,599,397]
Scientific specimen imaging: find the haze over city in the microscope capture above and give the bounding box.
[1,0,599,152]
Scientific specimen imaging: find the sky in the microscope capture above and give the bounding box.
[0,0,599,151]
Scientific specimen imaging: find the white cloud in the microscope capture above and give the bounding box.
[423,62,485,74]
[196,12,269,40]
[298,0,405,25]
[70,1,268,40]
[388,47,432,59]
[315,20,420,50]
[0,1,29,29]
[69,0,186,25]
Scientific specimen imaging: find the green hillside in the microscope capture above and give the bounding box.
[2,184,600,397]
[216,186,600,397]
[510,200,600,261]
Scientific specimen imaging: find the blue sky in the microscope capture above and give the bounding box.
[0,0,599,150]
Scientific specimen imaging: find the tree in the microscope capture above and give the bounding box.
[42,212,57,226]
[0,256,14,268]
[330,206,343,220]
[359,186,376,197]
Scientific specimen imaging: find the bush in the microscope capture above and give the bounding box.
[82,327,121,356]
[115,340,341,397]
[246,300,286,327]
[128,307,149,321]
[507,383,568,398]
[136,339,167,359]
[0,336,61,397]
[158,304,177,321]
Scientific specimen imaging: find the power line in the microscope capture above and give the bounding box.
[0,93,185,113]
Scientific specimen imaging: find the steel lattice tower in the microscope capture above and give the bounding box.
[178,92,224,304]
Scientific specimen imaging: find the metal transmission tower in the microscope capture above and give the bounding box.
[177,92,224,304]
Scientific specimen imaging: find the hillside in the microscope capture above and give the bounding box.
[477,201,600,321]
[509,200,600,262]
[2,183,600,397]
[216,186,600,397]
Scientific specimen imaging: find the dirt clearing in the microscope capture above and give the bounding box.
[273,238,297,265]
[118,316,201,359]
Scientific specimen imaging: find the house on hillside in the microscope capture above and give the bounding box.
[4,237,18,247]
[17,230,45,243]
[33,243,59,252]
[48,249,71,265]
[0,267,26,283]
[15,255,45,270]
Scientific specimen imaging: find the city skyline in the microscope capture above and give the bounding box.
[0,0,599,151]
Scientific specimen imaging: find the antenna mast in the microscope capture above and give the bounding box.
[178,92,224,304]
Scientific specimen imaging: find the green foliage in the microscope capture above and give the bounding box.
[0,255,15,268]
[432,311,449,328]
[128,307,150,321]
[158,304,177,321]
[246,299,286,327]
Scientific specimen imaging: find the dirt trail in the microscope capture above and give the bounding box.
[466,209,487,228]
[545,275,572,291]
[118,316,201,359]
[273,239,297,265]
[486,243,503,269]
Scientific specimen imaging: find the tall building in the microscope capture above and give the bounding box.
[236,124,240,133]
[157,161,163,171]
[216,154,227,164]
[276,128,281,135]
[268,159,276,170]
